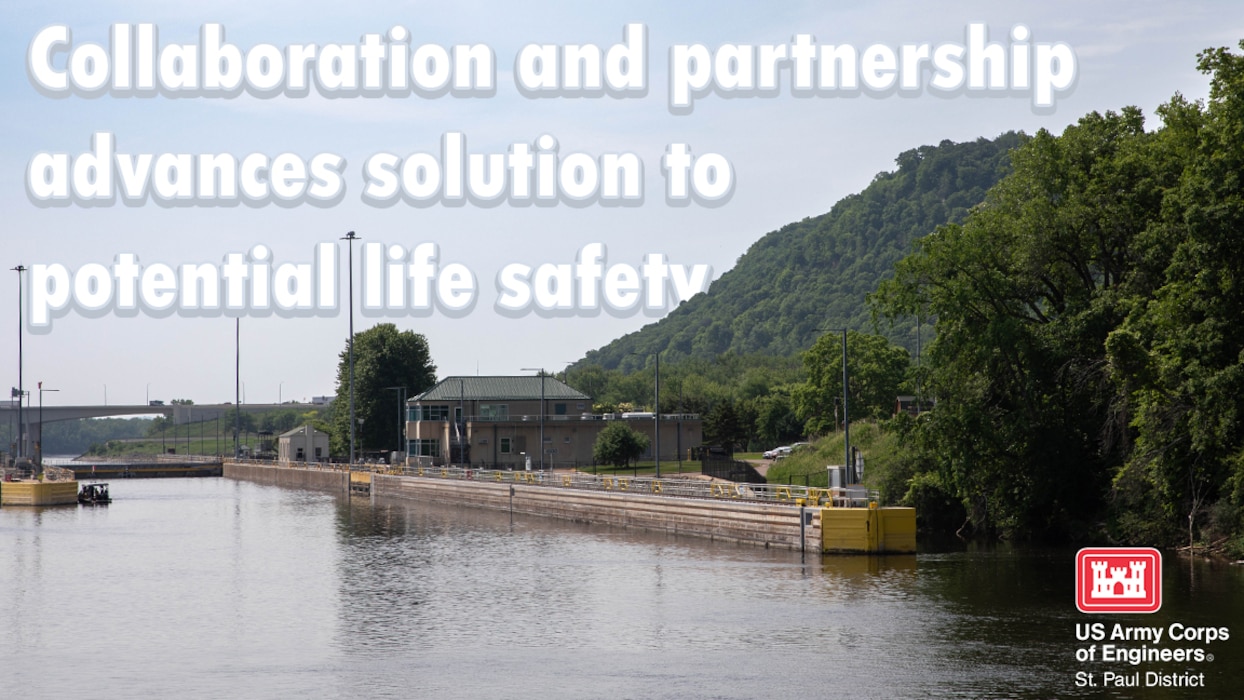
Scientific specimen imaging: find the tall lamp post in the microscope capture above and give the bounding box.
[12,264,25,462]
[384,386,405,457]
[824,328,851,483]
[234,317,241,458]
[37,382,57,470]
[629,352,661,478]
[840,329,851,483]
[342,230,360,465]
[520,368,546,471]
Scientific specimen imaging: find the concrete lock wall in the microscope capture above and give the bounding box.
[224,461,348,492]
[223,462,818,551]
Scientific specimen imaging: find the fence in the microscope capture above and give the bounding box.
[700,456,767,484]
[225,458,881,508]
[389,463,878,508]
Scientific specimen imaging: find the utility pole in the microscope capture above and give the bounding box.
[840,328,851,483]
[37,382,57,471]
[235,317,240,459]
[12,265,25,462]
[343,231,360,466]
[521,368,546,470]
[655,353,661,478]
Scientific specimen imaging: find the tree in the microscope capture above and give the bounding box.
[593,421,649,468]
[793,330,909,435]
[332,324,437,458]
[871,99,1187,539]
[703,400,748,452]
[753,392,803,448]
[1112,45,1244,551]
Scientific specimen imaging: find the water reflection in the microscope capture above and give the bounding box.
[3,479,1242,699]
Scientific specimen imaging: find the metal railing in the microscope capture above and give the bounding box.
[225,459,881,507]
[389,463,879,508]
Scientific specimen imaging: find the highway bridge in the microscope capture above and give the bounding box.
[0,402,318,449]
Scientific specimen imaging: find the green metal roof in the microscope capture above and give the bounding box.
[410,376,591,402]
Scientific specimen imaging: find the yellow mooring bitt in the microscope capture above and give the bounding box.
[820,504,917,554]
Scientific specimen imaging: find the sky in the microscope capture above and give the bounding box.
[2,1,1240,407]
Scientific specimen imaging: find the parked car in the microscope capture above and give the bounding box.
[763,446,793,460]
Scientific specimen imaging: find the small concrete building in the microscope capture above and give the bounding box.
[279,425,329,463]
[406,376,702,469]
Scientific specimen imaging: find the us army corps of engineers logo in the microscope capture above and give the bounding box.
[1076,547,1162,614]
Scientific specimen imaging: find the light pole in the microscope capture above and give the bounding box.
[384,386,405,457]
[37,382,58,470]
[654,354,660,478]
[235,317,241,458]
[841,329,851,483]
[342,230,360,465]
[824,328,851,483]
[520,368,546,471]
[279,381,284,404]
[12,264,25,461]
[629,352,661,478]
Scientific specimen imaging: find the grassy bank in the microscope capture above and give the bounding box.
[84,422,263,458]
[764,422,907,503]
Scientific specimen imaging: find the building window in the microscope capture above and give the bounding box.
[480,404,509,420]
[416,405,450,421]
[554,403,567,415]
[407,439,439,456]
[410,405,450,422]
[500,437,512,454]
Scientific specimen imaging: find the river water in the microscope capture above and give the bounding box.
[2,477,1241,699]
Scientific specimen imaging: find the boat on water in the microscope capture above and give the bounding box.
[78,483,112,505]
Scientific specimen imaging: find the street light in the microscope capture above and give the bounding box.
[824,328,852,483]
[12,264,25,461]
[234,317,241,459]
[37,382,57,471]
[384,386,405,457]
[629,352,661,478]
[342,230,360,465]
[520,368,546,471]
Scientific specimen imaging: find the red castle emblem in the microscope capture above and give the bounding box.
[1076,547,1162,613]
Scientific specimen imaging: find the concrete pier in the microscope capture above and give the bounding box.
[378,473,814,550]
[223,461,916,554]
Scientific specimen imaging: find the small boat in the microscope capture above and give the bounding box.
[78,483,112,505]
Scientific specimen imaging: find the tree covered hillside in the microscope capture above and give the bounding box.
[583,132,1026,371]
[873,42,1244,550]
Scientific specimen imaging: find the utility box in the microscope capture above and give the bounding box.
[828,465,846,488]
